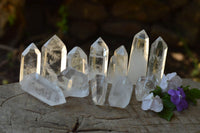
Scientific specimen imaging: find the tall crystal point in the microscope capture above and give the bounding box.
[147,37,168,84]
[68,46,88,74]
[108,45,128,83]
[41,35,67,81]
[19,43,41,81]
[89,37,109,80]
[91,74,108,105]
[20,73,66,106]
[128,30,149,85]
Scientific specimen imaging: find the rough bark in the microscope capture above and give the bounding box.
[0,79,200,133]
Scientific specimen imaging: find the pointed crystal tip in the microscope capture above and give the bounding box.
[68,46,87,57]
[22,43,39,56]
[153,36,168,49]
[91,37,108,49]
[43,35,65,48]
[135,29,149,39]
[114,45,128,56]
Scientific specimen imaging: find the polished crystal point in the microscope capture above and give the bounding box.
[135,76,155,101]
[20,73,66,106]
[108,76,133,108]
[89,37,109,80]
[68,46,88,74]
[128,30,149,85]
[57,67,89,97]
[147,37,168,84]
[91,74,108,105]
[41,35,67,81]
[108,45,128,83]
[19,43,41,81]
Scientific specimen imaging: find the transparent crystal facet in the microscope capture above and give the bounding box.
[20,73,66,106]
[41,35,67,81]
[57,67,89,97]
[19,43,41,81]
[108,45,128,83]
[91,74,108,105]
[108,76,133,108]
[68,46,88,74]
[128,30,149,85]
[89,37,109,80]
[147,37,168,84]
[135,76,155,101]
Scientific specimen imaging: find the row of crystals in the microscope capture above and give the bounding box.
[19,30,168,108]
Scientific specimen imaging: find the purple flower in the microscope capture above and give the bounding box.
[168,87,188,111]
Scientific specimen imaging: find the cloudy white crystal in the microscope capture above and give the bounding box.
[108,76,133,108]
[108,45,128,83]
[20,73,66,106]
[128,30,149,85]
[57,67,89,97]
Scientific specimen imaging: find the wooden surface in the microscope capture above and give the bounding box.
[0,79,200,133]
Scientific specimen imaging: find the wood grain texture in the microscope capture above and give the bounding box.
[0,79,200,133]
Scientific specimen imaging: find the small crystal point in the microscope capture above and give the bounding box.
[19,43,41,81]
[41,35,67,81]
[108,76,133,108]
[128,30,149,85]
[147,37,168,84]
[68,46,88,74]
[91,74,108,105]
[57,67,89,98]
[135,76,155,101]
[108,45,128,83]
[20,73,66,106]
[89,37,109,80]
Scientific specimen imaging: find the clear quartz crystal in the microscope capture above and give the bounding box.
[20,73,66,106]
[41,35,67,81]
[128,30,149,85]
[108,76,133,108]
[108,45,128,83]
[147,37,168,84]
[57,67,89,97]
[91,74,108,105]
[89,37,109,80]
[67,46,88,74]
[135,76,155,101]
[19,43,41,81]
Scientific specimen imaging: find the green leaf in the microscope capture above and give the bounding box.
[158,108,174,121]
[151,86,162,97]
[159,93,176,121]
[183,86,200,105]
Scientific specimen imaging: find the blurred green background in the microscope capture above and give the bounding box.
[1,0,200,85]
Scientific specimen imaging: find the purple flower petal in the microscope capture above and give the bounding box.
[168,89,176,96]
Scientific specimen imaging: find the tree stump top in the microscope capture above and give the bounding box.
[0,79,200,133]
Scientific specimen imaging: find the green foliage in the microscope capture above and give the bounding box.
[57,5,68,33]
[2,80,9,85]
[8,14,16,26]
[151,86,162,96]
[183,86,200,105]
[158,94,176,121]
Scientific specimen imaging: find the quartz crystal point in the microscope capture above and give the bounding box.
[20,73,66,106]
[89,37,109,80]
[135,76,155,101]
[68,46,88,74]
[128,30,149,85]
[147,37,168,84]
[41,35,67,81]
[108,45,128,83]
[108,76,133,108]
[91,74,108,105]
[57,67,89,97]
[19,43,41,81]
